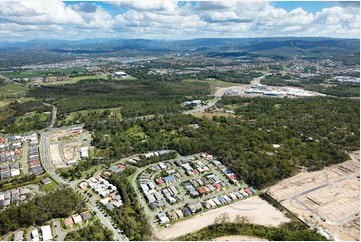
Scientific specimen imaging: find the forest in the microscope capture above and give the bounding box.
[86,96,359,189]
[64,220,114,241]
[0,100,52,134]
[106,168,152,240]
[29,78,210,117]
[0,188,85,235]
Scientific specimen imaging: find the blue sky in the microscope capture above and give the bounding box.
[0,1,359,41]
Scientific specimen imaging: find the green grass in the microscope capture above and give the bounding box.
[43,74,108,86]
[40,180,59,192]
[0,83,28,97]
[79,165,103,179]
[124,125,147,139]
[62,107,122,123]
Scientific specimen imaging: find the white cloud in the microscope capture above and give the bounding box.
[0,0,359,41]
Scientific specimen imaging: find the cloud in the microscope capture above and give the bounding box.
[0,0,359,41]
[71,2,97,13]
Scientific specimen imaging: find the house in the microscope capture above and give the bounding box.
[63,217,74,227]
[244,188,252,195]
[181,207,192,216]
[31,229,39,240]
[174,209,184,219]
[72,214,83,224]
[106,204,115,211]
[80,147,89,158]
[13,230,24,241]
[158,212,170,224]
[41,177,52,185]
[41,225,53,241]
[67,160,77,166]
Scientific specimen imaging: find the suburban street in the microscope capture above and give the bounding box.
[20,140,28,175]
[130,153,245,232]
[38,116,127,240]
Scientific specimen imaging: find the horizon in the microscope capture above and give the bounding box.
[1,36,360,44]
[0,1,359,41]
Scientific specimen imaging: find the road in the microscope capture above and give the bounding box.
[20,140,29,175]
[184,75,266,115]
[130,153,244,233]
[291,172,360,225]
[42,103,57,130]
[38,120,127,240]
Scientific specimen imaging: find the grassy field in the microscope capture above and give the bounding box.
[0,83,28,97]
[42,74,108,86]
[1,67,87,78]
[62,107,122,123]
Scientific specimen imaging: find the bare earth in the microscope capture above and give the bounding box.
[49,144,67,168]
[154,196,290,240]
[214,235,267,241]
[63,146,74,160]
[268,150,360,241]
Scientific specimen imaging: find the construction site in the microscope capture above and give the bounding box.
[267,150,360,241]
[46,127,92,168]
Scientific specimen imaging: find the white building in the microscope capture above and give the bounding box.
[41,225,53,241]
[80,147,89,158]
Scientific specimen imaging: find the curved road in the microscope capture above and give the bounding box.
[39,116,127,240]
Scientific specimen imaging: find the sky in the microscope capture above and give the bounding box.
[0,1,359,41]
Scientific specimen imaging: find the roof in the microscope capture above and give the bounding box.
[31,229,39,238]
[41,225,53,241]
[14,230,24,241]
[41,177,52,184]
[72,214,82,224]
[156,177,164,184]
[63,217,73,226]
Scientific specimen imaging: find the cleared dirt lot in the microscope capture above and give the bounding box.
[268,150,360,241]
[154,196,290,240]
[49,144,67,168]
[63,147,74,160]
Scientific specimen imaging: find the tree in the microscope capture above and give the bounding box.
[234,215,250,224]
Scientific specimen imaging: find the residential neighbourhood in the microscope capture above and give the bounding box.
[134,153,257,225]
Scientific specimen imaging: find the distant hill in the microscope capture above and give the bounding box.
[0,37,358,59]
